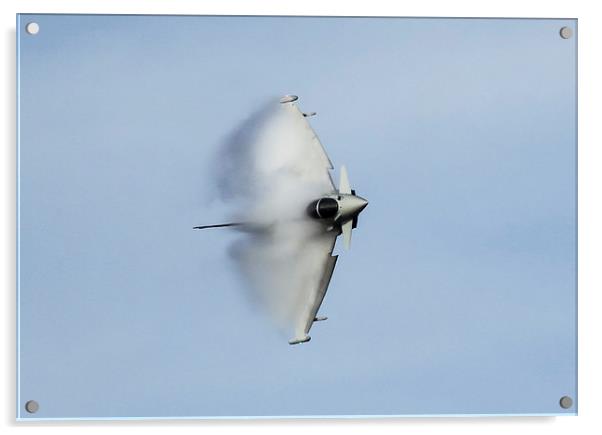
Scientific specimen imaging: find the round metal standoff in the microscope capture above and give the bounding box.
[559,26,573,39]
[279,94,299,104]
[25,22,40,35]
[559,395,573,409]
[25,400,39,414]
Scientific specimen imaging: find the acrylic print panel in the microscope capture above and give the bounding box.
[16,15,577,420]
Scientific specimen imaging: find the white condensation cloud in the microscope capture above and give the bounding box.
[215,99,335,338]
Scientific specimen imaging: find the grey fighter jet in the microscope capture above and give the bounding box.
[195,95,368,345]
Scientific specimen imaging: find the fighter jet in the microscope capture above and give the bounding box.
[194,95,368,345]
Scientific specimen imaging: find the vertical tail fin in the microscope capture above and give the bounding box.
[193,222,242,230]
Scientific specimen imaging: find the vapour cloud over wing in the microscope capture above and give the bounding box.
[215,99,337,336]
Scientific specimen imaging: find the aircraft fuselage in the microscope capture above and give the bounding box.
[307,193,368,225]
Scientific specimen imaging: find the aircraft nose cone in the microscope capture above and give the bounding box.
[351,195,369,214]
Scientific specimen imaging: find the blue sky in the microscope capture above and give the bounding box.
[17,15,576,418]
